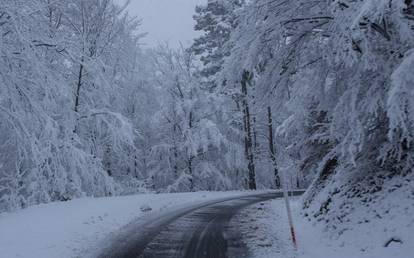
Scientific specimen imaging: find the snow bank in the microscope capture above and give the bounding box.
[0,191,257,258]
[242,195,414,258]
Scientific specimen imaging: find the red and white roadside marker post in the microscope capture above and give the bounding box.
[282,170,298,251]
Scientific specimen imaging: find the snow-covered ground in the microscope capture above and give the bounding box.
[0,191,263,258]
[2,190,412,258]
[241,195,414,258]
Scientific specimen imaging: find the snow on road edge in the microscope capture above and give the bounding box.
[0,191,268,258]
[240,196,414,258]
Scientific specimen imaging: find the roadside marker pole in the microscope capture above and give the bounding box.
[282,170,298,251]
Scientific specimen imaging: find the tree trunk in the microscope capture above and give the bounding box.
[188,157,194,191]
[241,70,257,190]
[172,123,179,178]
[73,59,84,134]
[105,145,112,177]
[74,61,84,114]
[268,106,281,188]
[134,154,139,179]
[187,111,194,191]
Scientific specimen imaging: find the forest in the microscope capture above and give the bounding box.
[0,0,413,243]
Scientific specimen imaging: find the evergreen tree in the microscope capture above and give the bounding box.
[190,0,244,85]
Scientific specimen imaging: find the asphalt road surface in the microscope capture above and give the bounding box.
[98,191,303,258]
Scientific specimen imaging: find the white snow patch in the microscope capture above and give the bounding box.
[0,191,261,258]
[243,196,414,258]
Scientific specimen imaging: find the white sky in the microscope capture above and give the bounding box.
[116,0,206,48]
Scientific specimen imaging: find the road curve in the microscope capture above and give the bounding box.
[97,191,303,258]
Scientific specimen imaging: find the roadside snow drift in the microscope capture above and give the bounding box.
[241,196,414,258]
[0,191,261,258]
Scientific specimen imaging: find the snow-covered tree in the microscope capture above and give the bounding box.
[144,45,239,192]
[190,0,244,86]
[219,0,414,234]
[0,0,144,211]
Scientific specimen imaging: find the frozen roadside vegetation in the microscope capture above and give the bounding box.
[240,191,414,258]
[0,191,261,258]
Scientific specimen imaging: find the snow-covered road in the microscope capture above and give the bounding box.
[0,191,304,258]
[97,192,304,258]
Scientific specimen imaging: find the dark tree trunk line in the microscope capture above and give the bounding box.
[241,70,257,190]
[268,106,281,188]
[74,55,85,114]
[187,111,194,191]
[173,123,179,178]
[73,59,84,134]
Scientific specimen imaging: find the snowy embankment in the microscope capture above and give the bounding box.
[0,191,261,258]
[241,195,414,258]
